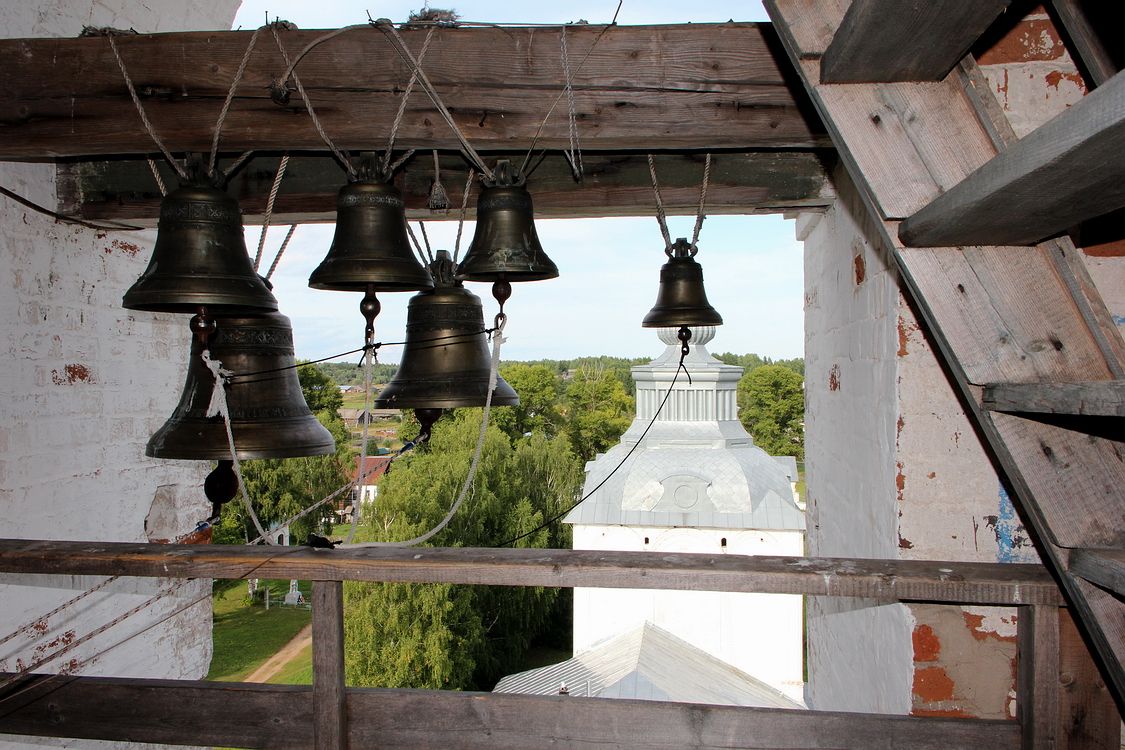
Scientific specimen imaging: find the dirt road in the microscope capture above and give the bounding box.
[245,624,313,683]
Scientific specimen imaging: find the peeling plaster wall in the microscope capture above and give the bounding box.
[799,164,913,714]
[0,2,239,748]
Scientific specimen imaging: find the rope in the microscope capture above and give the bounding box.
[274,24,369,89]
[221,150,256,180]
[106,35,188,181]
[647,154,672,251]
[405,221,433,265]
[559,25,583,181]
[254,154,290,271]
[382,26,436,179]
[201,349,273,544]
[344,318,506,549]
[269,24,357,179]
[208,28,262,178]
[265,224,297,280]
[146,158,168,197]
[429,150,450,211]
[692,153,712,247]
[384,148,416,176]
[519,2,621,174]
[375,21,494,181]
[452,169,475,263]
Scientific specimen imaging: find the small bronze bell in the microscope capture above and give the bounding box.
[642,238,723,328]
[376,251,519,410]
[309,178,434,292]
[147,311,336,460]
[123,180,277,314]
[456,160,558,283]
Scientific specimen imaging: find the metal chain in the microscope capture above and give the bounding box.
[453,169,476,263]
[382,26,436,178]
[254,155,290,271]
[106,35,188,180]
[692,153,712,248]
[208,27,262,177]
[647,154,672,251]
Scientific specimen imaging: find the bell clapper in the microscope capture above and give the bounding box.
[360,283,382,352]
[414,408,444,446]
[190,307,217,348]
[678,326,692,358]
[491,279,512,332]
[203,459,238,522]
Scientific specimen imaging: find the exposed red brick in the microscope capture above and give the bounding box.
[977,17,1065,65]
[1045,70,1084,91]
[896,460,905,502]
[51,363,93,385]
[1082,239,1125,258]
[897,315,918,357]
[108,239,141,256]
[913,666,956,702]
[912,706,973,719]
[913,624,942,662]
[853,253,866,285]
[827,364,840,392]
[899,535,914,550]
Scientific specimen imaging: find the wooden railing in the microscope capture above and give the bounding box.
[0,539,1100,749]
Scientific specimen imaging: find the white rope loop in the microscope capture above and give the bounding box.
[208,27,263,178]
[647,154,672,251]
[382,26,436,178]
[452,168,475,264]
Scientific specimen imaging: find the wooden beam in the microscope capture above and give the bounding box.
[1049,0,1120,87]
[1017,605,1060,750]
[0,673,1022,749]
[899,69,1125,247]
[1057,608,1122,749]
[820,0,1013,83]
[0,539,1064,605]
[57,151,837,225]
[1069,548,1125,597]
[312,581,347,750]
[0,24,829,159]
[983,381,1125,417]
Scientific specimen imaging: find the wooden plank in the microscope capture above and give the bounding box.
[899,70,1125,247]
[0,673,1022,749]
[1056,608,1121,750]
[0,24,829,159]
[1017,604,1060,750]
[312,581,347,750]
[57,151,837,226]
[820,0,1013,83]
[983,381,1125,417]
[1069,549,1125,597]
[1049,0,1119,87]
[0,539,1065,605]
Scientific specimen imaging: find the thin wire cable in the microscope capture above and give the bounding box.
[452,169,475,263]
[344,342,377,545]
[381,26,435,178]
[254,154,290,271]
[519,1,621,174]
[264,224,297,280]
[269,24,357,178]
[343,319,506,549]
[692,153,712,247]
[0,185,143,232]
[146,158,168,197]
[208,27,262,178]
[106,34,188,180]
[375,22,494,181]
[499,353,689,547]
[647,153,672,250]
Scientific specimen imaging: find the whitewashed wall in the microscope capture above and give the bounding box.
[0,1,239,748]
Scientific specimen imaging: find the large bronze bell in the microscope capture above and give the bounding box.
[456,161,558,283]
[642,238,723,328]
[376,251,519,411]
[309,179,434,292]
[123,180,277,313]
[147,311,336,460]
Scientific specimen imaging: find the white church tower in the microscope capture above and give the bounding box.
[565,327,806,701]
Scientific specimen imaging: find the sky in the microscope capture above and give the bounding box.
[233,1,804,363]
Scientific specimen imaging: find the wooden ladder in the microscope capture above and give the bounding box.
[764,0,1125,719]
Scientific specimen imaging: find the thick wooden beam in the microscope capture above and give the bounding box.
[0,24,829,159]
[1049,0,1121,88]
[57,151,836,225]
[899,69,1125,247]
[820,0,1013,83]
[1017,605,1060,750]
[983,381,1125,417]
[1056,609,1122,749]
[312,581,347,750]
[0,674,1022,749]
[0,539,1063,605]
[1069,548,1125,597]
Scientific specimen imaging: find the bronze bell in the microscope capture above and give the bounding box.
[456,160,558,283]
[147,311,336,460]
[309,179,434,292]
[642,238,723,328]
[123,180,277,313]
[376,251,519,410]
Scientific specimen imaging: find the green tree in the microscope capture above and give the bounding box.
[298,362,344,413]
[345,411,582,690]
[736,364,805,459]
[491,363,563,441]
[561,365,634,461]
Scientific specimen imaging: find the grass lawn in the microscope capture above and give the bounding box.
[207,580,312,682]
[267,641,314,685]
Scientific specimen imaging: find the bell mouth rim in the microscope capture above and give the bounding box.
[308,280,435,292]
[455,269,560,283]
[641,315,724,328]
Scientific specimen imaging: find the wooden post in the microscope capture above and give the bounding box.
[1018,605,1060,750]
[1057,609,1120,750]
[312,580,347,750]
